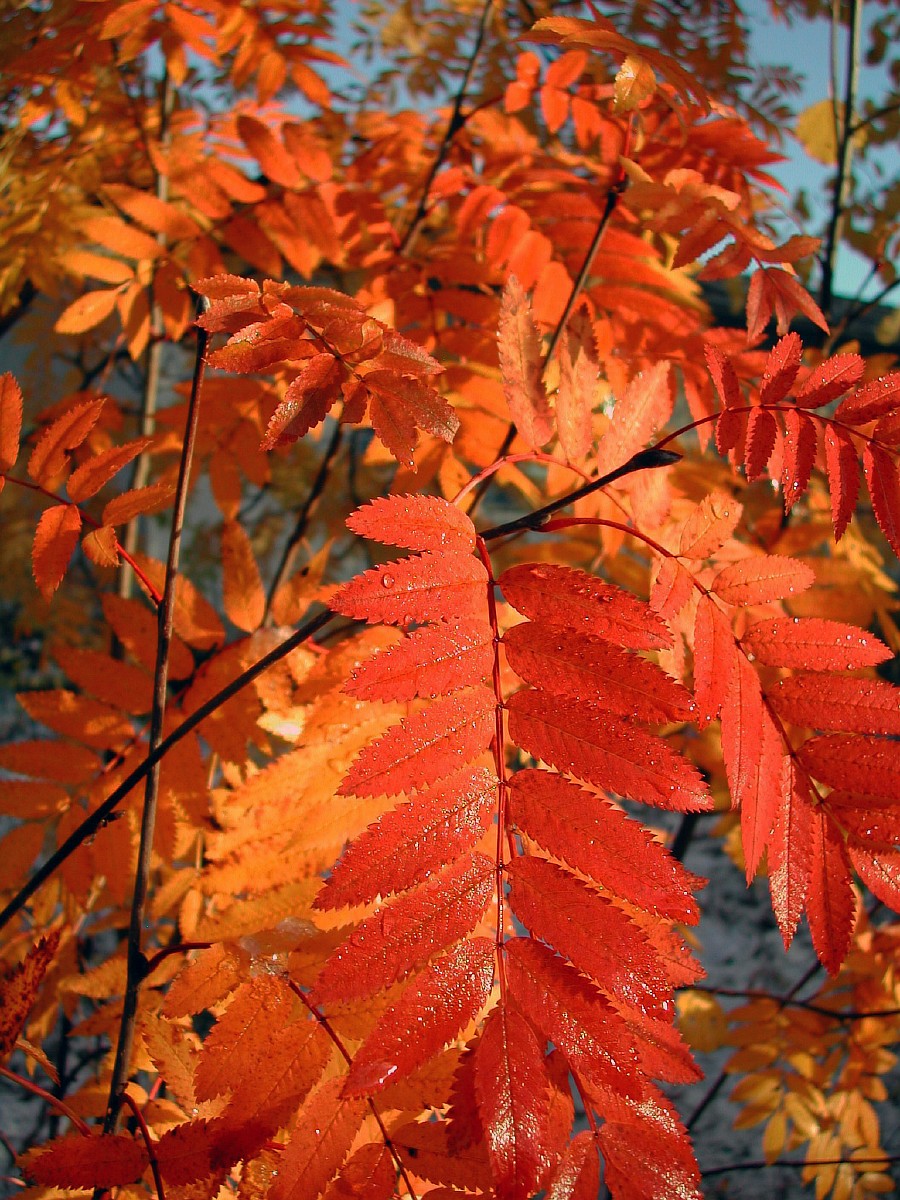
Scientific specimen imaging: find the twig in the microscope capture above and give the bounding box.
[703,1153,900,1179]
[104,317,209,1131]
[285,981,419,1200]
[398,0,494,255]
[477,448,681,541]
[0,608,335,933]
[120,1092,166,1200]
[687,984,900,1022]
[264,421,342,623]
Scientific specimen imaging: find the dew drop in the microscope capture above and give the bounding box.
[381,573,395,588]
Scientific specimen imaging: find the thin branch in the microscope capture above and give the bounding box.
[120,1092,166,1200]
[0,607,335,933]
[477,447,681,541]
[104,317,208,1131]
[264,421,342,623]
[688,984,900,1021]
[398,0,494,255]
[703,1153,900,1179]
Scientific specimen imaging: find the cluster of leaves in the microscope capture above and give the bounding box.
[1,2,900,1200]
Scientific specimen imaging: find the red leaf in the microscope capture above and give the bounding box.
[475,1004,551,1200]
[311,852,494,1004]
[835,369,900,423]
[0,372,23,471]
[711,555,815,605]
[704,345,741,409]
[508,769,702,921]
[506,855,672,1017]
[503,623,693,724]
[346,494,476,554]
[499,564,670,650]
[364,370,460,468]
[692,595,736,722]
[332,552,488,626]
[743,406,778,481]
[27,396,106,484]
[799,735,900,799]
[768,758,814,947]
[498,276,553,449]
[824,425,860,540]
[507,689,711,812]
[863,442,900,559]
[769,675,900,734]
[237,113,303,189]
[221,520,265,632]
[24,1133,148,1188]
[721,655,783,879]
[742,617,890,670]
[847,845,900,911]
[765,267,829,334]
[597,362,672,476]
[338,686,495,798]
[222,1016,331,1137]
[345,939,494,1096]
[504,937,642,1100]
[545,1131,600,1200]
[759,332,802,404]
[321,1144,396,1200]
[806,808,856,974]
[746,269,772,343]
[650,557,695,619]
[32,504,82,599]
[0,932,59,1058]
[345,620,494,702]
[261,355,344,448]
[598,1094,702,1200]
[714,406,746,456]
[315,766,496,909]
[271,1077,367,1200]
[779,407,817,511]
[794,353,864,408]
[392,1120,492,1192]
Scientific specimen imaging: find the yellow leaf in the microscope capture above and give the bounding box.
[615,55,656,112]
[676,990,727,1052]
[762,1109,787,1163]
[55,288,121,335]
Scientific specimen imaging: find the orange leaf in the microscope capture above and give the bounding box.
[835,369,900,424]
[23,1133,148,1188]
[0,372,23,471]
[237,113,304,189]
[678,491,742,559]
[614,55,656,111]
[344,619,493,702]
[863,442,900,559]
[597,362,671,475]
[82,525,120,568]
[332,552,489,627]
[769,675,900,735]
[759,333,802,405]
[768,758,813,947]
[711,555,815,605]
[28,397,106,484]
[344,938,494,1095]
[0,933,59,1059]
[261,356,344,449]
[101,480,175,525]
[221,520,265,632]
[692,594,737,722]
[66,437,152,502]
[32,504,82,599]
[55,288,121,335]
[806,807,856,974]
[742,618,890,670]
[545,1131,600,1200]
[346,494,476,555]
[824,425,860,541]
[498,276,553,449]
[194,975,296,1102]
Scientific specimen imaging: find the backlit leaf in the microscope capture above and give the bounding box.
[0,932,59,1059]
[768,758,813,947]
[23,1134,148,1188]
[799,736,900,799]
[345,620,494,702]
[759,333,802,405]
[55,287,121,335]
[835,370,900,423]
[332,552,489,626]
[270,1077,367,1200]
[863,442,900,559]
[769,675,900,734]
[711,555,815,605]
[0,373,23,471]
[66,437,152,502]
[28,397,106,483]
[824,425,860,540]
[597,362,671,476]
[742,618,890,670]
[678,491,742,559]
[32,504,81,599]
[221,520,265,632]
[346,494,476,554]
[498,276,552,449]
[806,808,856,974]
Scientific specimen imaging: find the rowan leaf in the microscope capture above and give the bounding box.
[101,480,175,525]
[364,370,460,468]
[55,287,121,335]
[66,437,152,501]
[315,766,496,909]
[769,675,900,734]
[221,520,265,632]
[711,555,815,605]
[678,491,742,559]
[498,276,552,449]
[742,617,890,670]
[705,344,741,409]
[499,564,671,650]
[744,406,778,481]
[475,1003,551,1200]
[794,352,864,408]
[507,689,711,812]
[863,442,900,559]
[23,1133,148,1188]
[311,852,494,1004]
[824,424,860,541]
[503,622,694,724]
[799,735,900,799]
[194,975,296,1101]
[261,355,345,448]
[509,769,702,921]
[759,332,802,405]
[768,759,813,947]
[504,937,642,1100]
[392,1120,492,1191]
[835,370,900,423]
[332,552,489,626]
[597,361,671,475]
[344,938,494,1096]
[0,373,23,471]
[779,407,818,511]
[237,113,303,189]
[346,494,476,554]
[545,1130,600,1200]
[344,620,494,702]
[270,1077,367,1200]
[507,855,672,1016]
[598,1094,702,1200]
[27,396,106,483]
[807,807,856,974]
[555,329,594,461]
[721,655,783,879]
[847,845,900,911]
[338,685,495,798]
[0,933,59,1059]
[32,504,82,599]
